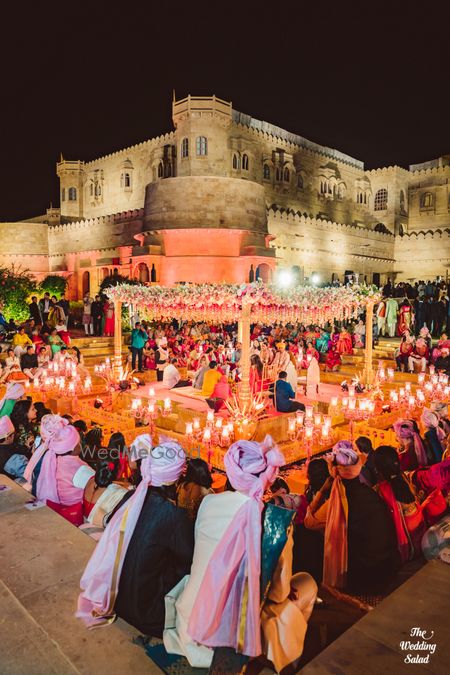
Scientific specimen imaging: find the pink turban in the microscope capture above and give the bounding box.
[77,436,186,628]
[421,409,446,442]
[0,382,25,409]
[0,415,14,439]
[188,436,284,657]
[28,419,80,503]
[23,414,68,487]
[393,419,427,466]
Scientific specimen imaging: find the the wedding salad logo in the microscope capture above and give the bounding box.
[400,627,436,664]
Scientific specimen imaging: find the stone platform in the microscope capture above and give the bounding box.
[0,475,159,675]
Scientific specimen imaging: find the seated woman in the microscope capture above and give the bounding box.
[0,349,20,383]
[107,431,130,480]
[431,333,449,364]
[421,409,446,464]
[393,419,428,470]
[10,399,38,450]
[374,445,426,563]
[322,441,399,593]
[336,328,353,356]
[316,329,331,355]
[353,319,366,349]
[325,346,342,372]
[24,416,95,525]
[304,459,333,532]
[163,437,317,673]
[193,354,210,390]
[77,435,194,638]
[48,328,65,358]
[209,374,232,412]
[83,457,128,526]
[177,458,213,521]
[395,333,414,372]
[250,354,268,394]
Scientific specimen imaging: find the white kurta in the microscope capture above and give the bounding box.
[285,361,298,394]
[163,492,314,672]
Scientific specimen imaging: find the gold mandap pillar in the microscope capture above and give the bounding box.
[113,299,123,381]
[238,304,252,405]
[364,301,375,387]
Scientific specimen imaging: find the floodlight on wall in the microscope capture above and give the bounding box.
[311,274,320,285]
[277,269,294,288]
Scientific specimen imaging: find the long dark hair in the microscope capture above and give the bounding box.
[94,457,120,487]
[180,458,212,488]
[10,399,35,433]
[251,354,263,377]
[108,432,125,452]
[306,458,330,502]
[374,445,415,504]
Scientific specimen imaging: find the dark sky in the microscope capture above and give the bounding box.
[1,1,449,221]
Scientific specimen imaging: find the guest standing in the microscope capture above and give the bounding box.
[131,322,149,372]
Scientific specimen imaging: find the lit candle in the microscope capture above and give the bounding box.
[33,377,39,388]
[288,418,296,434]
[148,402,155,414]
[387,368,394,381]
[221,426,230,440]
[132,398,141,410]
[391,391,399,403]
[185,422,193,435]
[68,382,75,393]
[348,385,355,397]
[349,397,356,410]
[342,396,349,408]
[405,382,411,392]
[305,426,313,439]
[193,417,200,430]
[321,424,329,438]
[368,401,376,413]
[399,388,405,398]
[164,397,171,411]
[431,375,439,386]
[149,386,155,398]
[203,428,211,441]
[330,396,338,408]
[378,368,386,380]
[358,398,366,411]
[207,410,215,424]
[314,413,322,426]
[296,411,304,426]
[429,365,435,375]
[323,415,332,428]
[418,373,425,385]
[305,406,313,420]
[408,395,415,407]
[25,380,30,389]
[215,418,223,429]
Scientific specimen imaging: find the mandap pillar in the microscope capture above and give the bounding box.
[364,301,374,387]
[238,304,252,405]
[113,300,123,381]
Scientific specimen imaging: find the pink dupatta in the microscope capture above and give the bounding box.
[187,435,284,657]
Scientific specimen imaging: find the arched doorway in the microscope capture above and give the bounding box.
[255,263,271,283]
[82,271,90,296]
[135,263,150,283]
[102,267,109,278]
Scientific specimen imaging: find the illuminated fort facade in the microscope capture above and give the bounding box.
[1,95,449,298]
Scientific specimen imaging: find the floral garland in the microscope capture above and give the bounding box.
[107,282,381,325]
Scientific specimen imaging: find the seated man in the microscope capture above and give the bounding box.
[163,358,190,389]
[435,347,450,376]
[270,371,305,413]
[12,326,33,357]
[201,360,222,398]
[163,437,317,672]
[20,345,41,381]
[0,415,30,479]
[408,337,429,374]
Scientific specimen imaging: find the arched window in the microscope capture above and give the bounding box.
[158,162,164,178]
[242,154,249,171]
[420,192,434,208]
[263,164,271,180]
[196,136,207,156]
[276,167,281,181]
[337,183,346,200]
[297,174,303,189]
[94,184,101,197]
[61,188,65,201]
[181,137,189,158]
[283,167,290,182]
[374,188,388,211]
[89,183,94,196]
[232,153,239,170]
[124,173,131,187]
[68,187,77,201]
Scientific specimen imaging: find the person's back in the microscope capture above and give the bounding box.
[201,366,221,397]
[163,362,180,389]
[115,488,194,636]
[343,477,399,592]
[274,378,294,411]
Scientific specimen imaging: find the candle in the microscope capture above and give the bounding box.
[368,400,376,413]
[193,417,200,430]
[132,398,141,410]
[330,396,338,408]
[221,426,230,440]
[185,422,193,435]
[207,410,215,424]
[348,385,355,397]
[314,413,322,426]
[305,406,313,420]
[431,375,439,386]
[405,382,411,392]
[387,368,394,381]
[399,388,405,398]
[418,373,425,385]
[378,368,386,380]
[342,396,349,408]
[68,382,75,393]
[33,377,39,388]
[148,402,155,414]
[164,397,171,410]
[25,380,30,389]
[305,426,313,439]
[288,418,296,434]
[349,397,356,410]
[429,365,435,375]
[215,418,223,429]
[358,398,366,411]
[149,386,155,398]
[408,395,415,407]
[203,428,211,441]
[391,391,399,403]
[296,411,305,426]
[321,424,329,438]
[323,415,332,428]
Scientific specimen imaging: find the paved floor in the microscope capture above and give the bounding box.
[0,475,160,675]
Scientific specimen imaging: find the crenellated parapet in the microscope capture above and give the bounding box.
[83,133,176,167]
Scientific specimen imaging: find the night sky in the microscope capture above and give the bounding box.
[1,1,449,221]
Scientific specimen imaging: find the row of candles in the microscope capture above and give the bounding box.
[185,409,234,447]
[26,372,93,395]
[287,406,333,443]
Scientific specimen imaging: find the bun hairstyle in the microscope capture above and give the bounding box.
[374,445,414,504]
[95,458,119,487]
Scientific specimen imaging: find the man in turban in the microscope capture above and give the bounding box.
[0,415,30,479]
[164,436,317,673]
[77,435,194,638]
[0,382,25,418]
